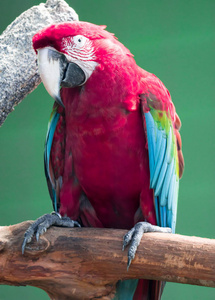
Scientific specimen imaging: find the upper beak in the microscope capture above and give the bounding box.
[37,47,86,107]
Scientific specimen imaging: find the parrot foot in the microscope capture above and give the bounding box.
[122,222,171,270]
[22,212,80,254]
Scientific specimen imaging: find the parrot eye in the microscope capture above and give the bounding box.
[61,35,96,62]
[73,35,87,48]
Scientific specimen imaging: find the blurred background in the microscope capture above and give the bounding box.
[0,0,214,299]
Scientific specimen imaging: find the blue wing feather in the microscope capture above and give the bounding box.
[168,172,176,211]
[160,158,174,206]
[160,206,167,227]
[151,133,166,189]
[44,108,60,212]
[156,126,172,197]
[144,112,155,177]
[143,110,179,232]
[45,112,60,180]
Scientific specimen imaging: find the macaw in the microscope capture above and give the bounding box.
[22,21,184,300]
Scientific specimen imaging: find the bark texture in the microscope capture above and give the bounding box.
[0,0,78,126]
[0,221,214,299]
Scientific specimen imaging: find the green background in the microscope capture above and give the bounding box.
[0,0,214,299]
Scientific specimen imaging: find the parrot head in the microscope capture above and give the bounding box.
[33,21,133,107]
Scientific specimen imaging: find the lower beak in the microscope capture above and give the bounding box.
[37,47,86,107]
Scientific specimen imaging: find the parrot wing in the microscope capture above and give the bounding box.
[140,74,184,232]
[44,104,65,212]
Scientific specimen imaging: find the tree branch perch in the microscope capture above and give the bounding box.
[0,221,214,299]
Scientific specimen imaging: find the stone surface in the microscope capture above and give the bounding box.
[0,0,78,126]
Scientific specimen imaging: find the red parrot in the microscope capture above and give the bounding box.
[23,21,184,299]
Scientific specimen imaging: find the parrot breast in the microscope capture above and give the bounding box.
[58,84,156,229]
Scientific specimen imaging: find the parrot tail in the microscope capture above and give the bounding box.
[114,279,164,300]
[133,279,164,300]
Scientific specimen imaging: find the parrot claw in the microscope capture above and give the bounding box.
[22,212,80,254]
[122,222,171,270]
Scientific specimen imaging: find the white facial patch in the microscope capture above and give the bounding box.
[61,35,98,83]
[62,35,96,61]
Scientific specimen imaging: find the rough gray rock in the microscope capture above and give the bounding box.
[0,0,79,126]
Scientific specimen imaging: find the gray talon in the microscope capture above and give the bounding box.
[22,212,80,254]
[122,227,135,251]
[123,221,171,269]
[36,232,40,242]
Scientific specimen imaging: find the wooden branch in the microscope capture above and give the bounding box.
[0,221,214,299]
[0,0,78,126]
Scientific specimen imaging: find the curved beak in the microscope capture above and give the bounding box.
[37,47,85,107]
